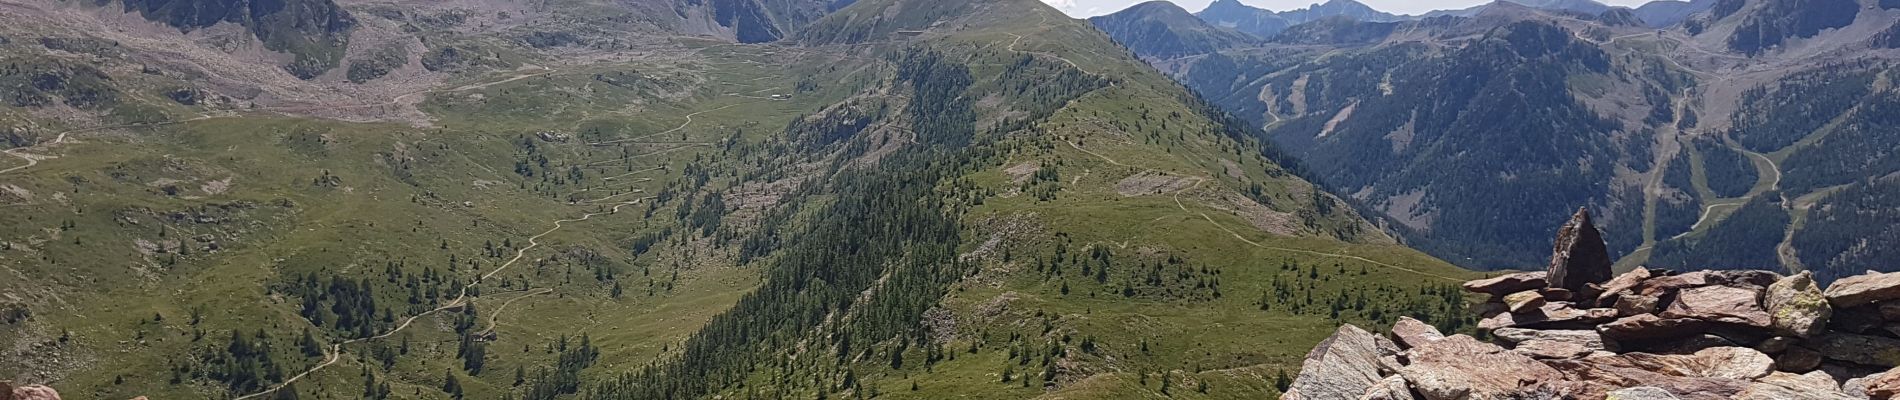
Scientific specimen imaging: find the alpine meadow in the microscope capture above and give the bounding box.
[2,0,1899,399]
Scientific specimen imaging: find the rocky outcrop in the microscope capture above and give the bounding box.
[1547,207,1613,292]
[1282,213,1900,399]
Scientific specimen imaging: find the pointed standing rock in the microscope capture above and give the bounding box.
[1548,207,1613,292]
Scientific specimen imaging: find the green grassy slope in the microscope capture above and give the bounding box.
[0,0,1480,398]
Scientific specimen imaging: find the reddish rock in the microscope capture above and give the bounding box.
[1600,314,1710,341]
[1283,325,1389,400]
[1615,293,1661,316]
[1826,271,1900,308]
[1637,270,1780,297]
[1479,302,1616,331]
[1741,371,1856,399]
[1397,335,1564,400]
[1866,366,1900,399]
[1661,285,1774,328]
[1543,357,1750,400]
[1390,316,1445,349]
[1640,334,1739,355]
[1492,328,1608,359]
[1594,267,1653,304]
[1585,347,1776,380]
[1462,272,1548,296]
[1359,375,1417,400]
[1541,288,1577,302]
[1503,290,1546,313]
[1547,208,1614,292]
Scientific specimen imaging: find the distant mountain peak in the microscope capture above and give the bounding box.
[1092,0,1257,59]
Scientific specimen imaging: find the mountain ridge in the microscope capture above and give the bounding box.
[1110,0,1900,282]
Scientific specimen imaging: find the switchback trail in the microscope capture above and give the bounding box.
[1064,140,1463,283]
[1004,14,1094,75]
[1,114,223,175]
[588,101,757,147]
[234,197,653,400]
[1169,179,1465,283]
[476,287,557,338]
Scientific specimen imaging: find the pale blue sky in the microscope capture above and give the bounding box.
[1042,0,1654,18]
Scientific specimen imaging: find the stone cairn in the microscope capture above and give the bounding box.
[1284,208,1900,400]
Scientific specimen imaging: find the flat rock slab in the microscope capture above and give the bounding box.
[1637,270,1779,297]
[1493,328,1608,359]
[1826,271,1900,308]
[1661,285,1773,328]
[1399,335,1563,400]
[1391,316,1445,349]
[1600,314,1710,341]
[1463,272,1547,296]
[1584,347,1775,381]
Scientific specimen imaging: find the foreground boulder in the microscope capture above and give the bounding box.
[1281,325,1391,400]
[1766,271,1833,338]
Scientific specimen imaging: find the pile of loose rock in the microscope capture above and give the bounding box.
[1283,208,1900,399]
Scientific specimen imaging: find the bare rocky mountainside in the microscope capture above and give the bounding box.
[1094,0,1900,283]
[1289,208,1900,399]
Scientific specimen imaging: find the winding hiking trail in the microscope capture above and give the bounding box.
[1064,139,1463,283]
[235,197,654,400]
[1,114,226,176]
[589,101,755,147]
[1004,14,1095,75]
[476,287,557,338]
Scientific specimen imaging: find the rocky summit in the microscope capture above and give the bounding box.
[1286,210,1900,399]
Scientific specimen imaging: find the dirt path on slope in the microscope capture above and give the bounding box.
[1064,139,1463,283]
[235,197,654,399]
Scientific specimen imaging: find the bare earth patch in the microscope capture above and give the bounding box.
[1198,191,1300,237]
[200,177,234,195]
[1114,170,1196,197]
[0,184,31,204]
[1005,160,1040,184]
